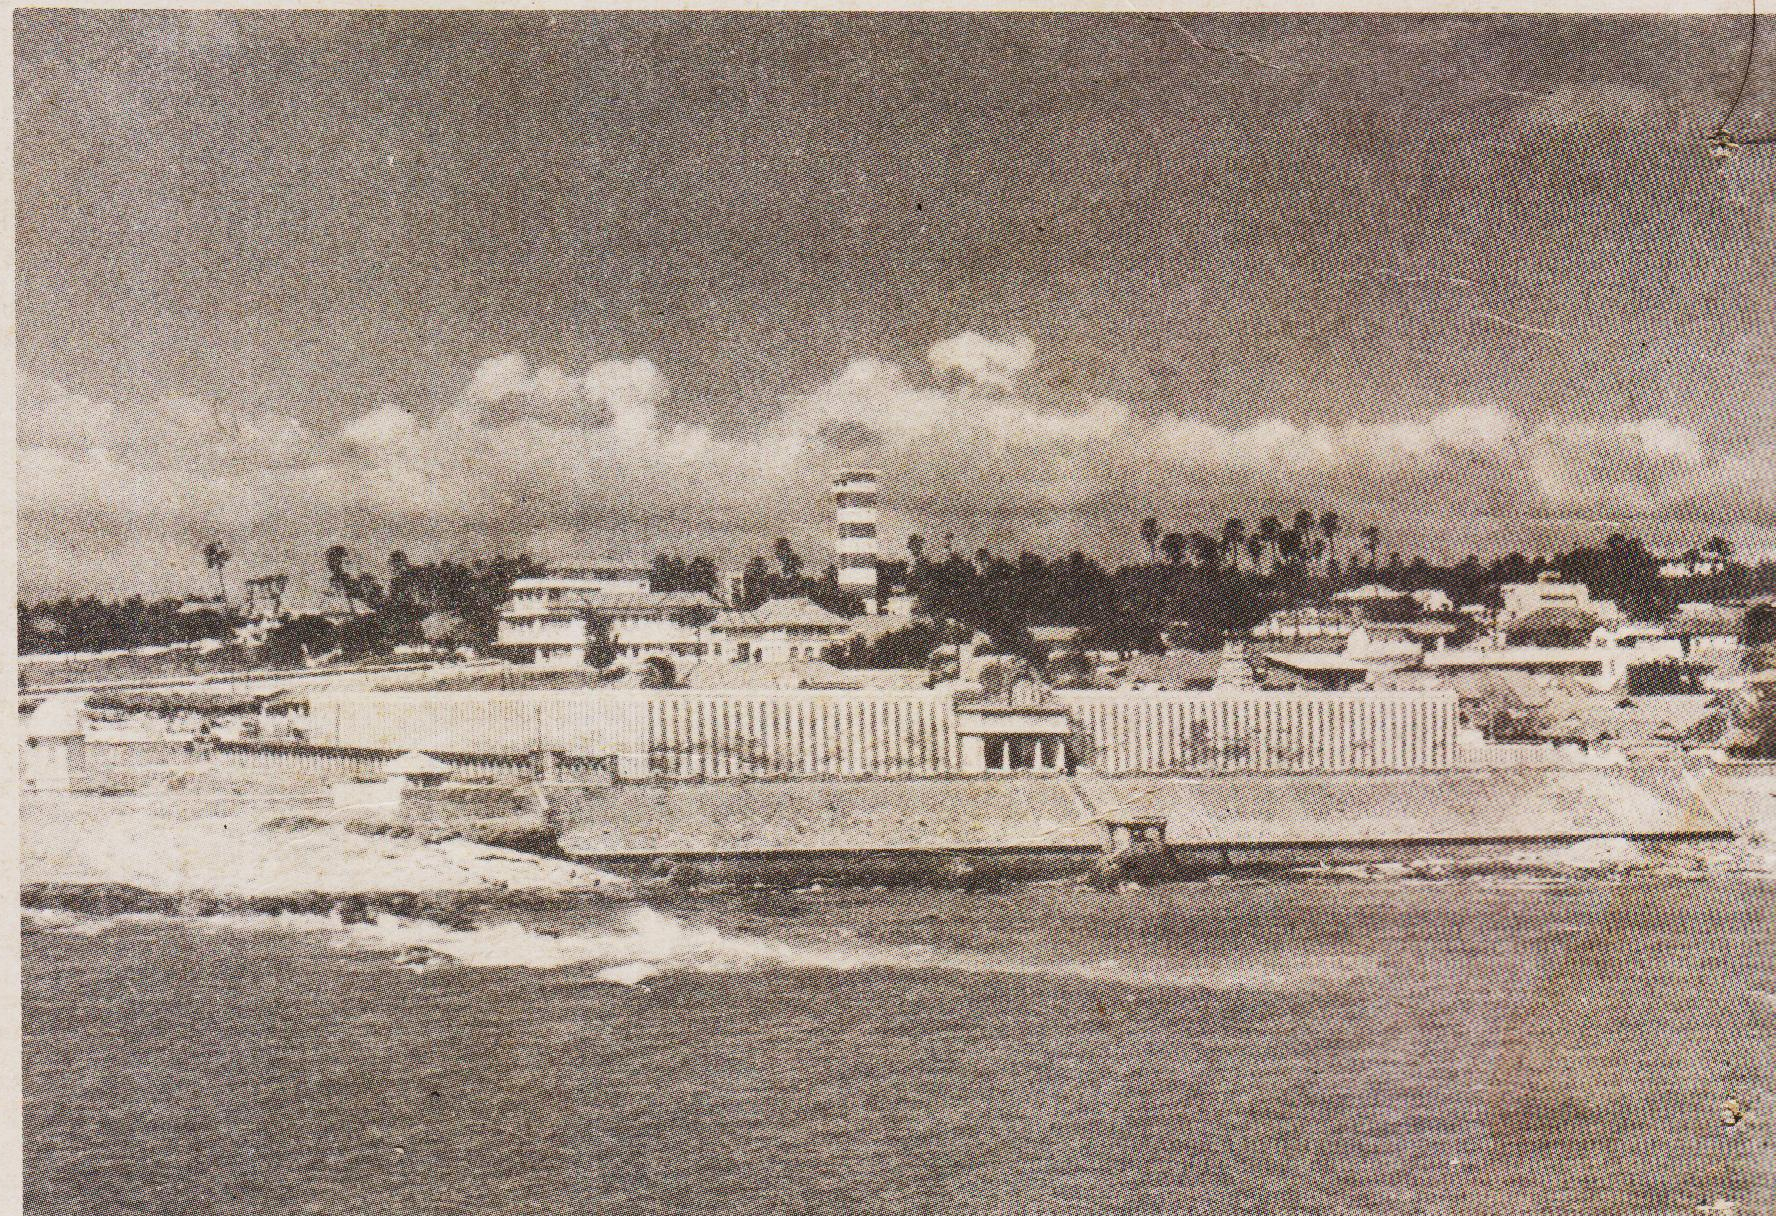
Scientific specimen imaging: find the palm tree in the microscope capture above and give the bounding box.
[1705,536,1733,567]
[1188,532,1219,569]
[1292,510,1316,542]
[1277,527,1304,571]
[773,537,803,581]
[1319,511,1340,572]
[325,544,356,612]
[1257,516,1283,575]
[1140,517,1161,564]
[1360,525,1381,571]
[202,542,232,609]
[1245,535,1265,571]
[1221,519,1247,571]
[1161,531,1187,565]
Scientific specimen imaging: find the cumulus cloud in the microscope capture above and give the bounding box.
[926,331,1035,393]
[17,335,1776,596]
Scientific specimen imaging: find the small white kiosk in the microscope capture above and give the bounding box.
[21,695,87,793]
[955,678,1073,774]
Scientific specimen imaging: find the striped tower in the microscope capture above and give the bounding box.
[833,468,880,613]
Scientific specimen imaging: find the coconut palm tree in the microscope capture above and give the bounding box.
[324,544,357,612]
[201,542,232,609]
[1221,519,1247,571]
[1319,511,1341,572]
[1140,517,1161,564]
[1256,516,1283,575]
[773,537,803,581]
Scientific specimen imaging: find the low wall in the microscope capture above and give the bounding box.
[552,768,1724,857]
[207,741,612,784]
[551,776,1097,855]
[81,738,206,773]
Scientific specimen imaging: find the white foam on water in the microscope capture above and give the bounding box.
[333,905,905,973]
[22,908,112,936]
[23,901,1374,991]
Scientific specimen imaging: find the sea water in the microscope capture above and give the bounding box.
[23,873,1776,1216]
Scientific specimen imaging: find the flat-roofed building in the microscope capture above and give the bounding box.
[1252,606,1359,641]
[1425,636,1681,691]
[1499,572,1620,626]
[498,585,720,667]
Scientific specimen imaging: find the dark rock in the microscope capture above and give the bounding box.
[260,814,330,833]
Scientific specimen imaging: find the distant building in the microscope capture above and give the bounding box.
[1263,627,1423,690]
[509,560,654,602]
[1657,554,1726,579]
[1027,625,1083,659]
[1425,637,1682,691]
[1410,588,1454,614]
[1332,583,1409,605]
[1669,604,1745,658]
[1499,573,1620,626]
[1506,606,1603,648]
[1121,651,1222,691]
[21,695,87,793]
[709,597,858,664]
[1252,606,1359,641]
[497,564,720,667]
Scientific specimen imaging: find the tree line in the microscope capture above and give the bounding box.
[19,524,1775,662]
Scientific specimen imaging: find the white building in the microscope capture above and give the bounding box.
[708,597,858,664]
[1252,606,1359,641]
[609,617,717,662]
[1264,627,1424,689]
[497,564,720,667]
[1332,583,1409,605]
[21,695,87,793]
[1499,573,1620,626]
[1658,554,1726,579]
[1425,636,1682,691]
[503,561,654,611]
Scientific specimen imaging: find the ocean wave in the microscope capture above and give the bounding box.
[23,902,1374,991]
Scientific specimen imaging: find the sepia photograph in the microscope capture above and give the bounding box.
[13,7,1776,1213]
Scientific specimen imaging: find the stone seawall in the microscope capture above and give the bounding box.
[552,768,1730,859]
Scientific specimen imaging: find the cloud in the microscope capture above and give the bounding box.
[463,352,669,430]
[926,332,1035,393]
[17,335,1776,596]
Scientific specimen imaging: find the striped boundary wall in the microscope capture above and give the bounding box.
[308,687,1460,777]
[1057,690,1459,773]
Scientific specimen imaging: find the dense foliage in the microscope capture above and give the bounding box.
[18,527,1776,665]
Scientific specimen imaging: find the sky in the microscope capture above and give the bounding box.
[16,10,1776,598]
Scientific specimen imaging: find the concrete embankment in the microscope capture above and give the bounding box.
[550,768,1725,856]
[42,744,1765,891]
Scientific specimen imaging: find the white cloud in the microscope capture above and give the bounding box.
[926,332,1035,393]
[17,334,1776,595]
